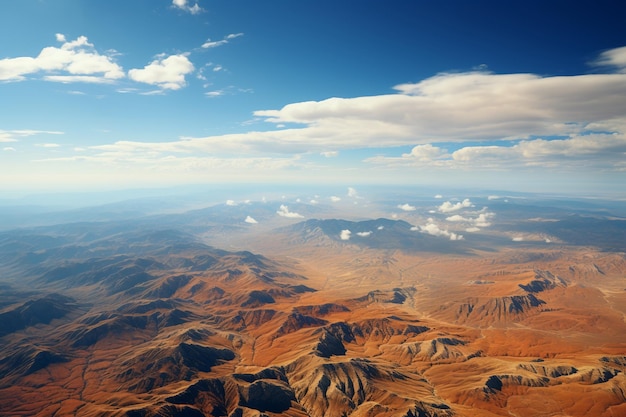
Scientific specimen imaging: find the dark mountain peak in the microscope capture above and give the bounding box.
[0,347,67,378]
[0,293,76,337]
[118,343,236,392]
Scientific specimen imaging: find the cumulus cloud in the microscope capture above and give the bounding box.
[202,33,243,49]
[377,225,384,230]
[512,236,524,242]
[356,231,372,237]
[446,210,494,228]
[347,187,358,198]
[276,204,303,218]
[445,214,468,222]
[474,212,494,227]
[0,35,123,83]
[405,144,449,161]
[397,203,416,211]
[438,199,473,213]
[434,194,443,199]
[340,229,351,240]
[452,133,626,166]
[172,0,202,14]
[465,227,481,232]
[412,218,463,241]
[244,216,258,224]
[330,196,341,202]
[226,199,237,206]
[128,54,194,90]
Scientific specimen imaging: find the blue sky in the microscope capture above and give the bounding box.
[1,0,626,195]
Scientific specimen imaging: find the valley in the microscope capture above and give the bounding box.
[0,193,625,416]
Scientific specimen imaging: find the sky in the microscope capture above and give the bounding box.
[1,0,626,196]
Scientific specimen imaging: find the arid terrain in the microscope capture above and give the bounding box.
[1,193,625,416]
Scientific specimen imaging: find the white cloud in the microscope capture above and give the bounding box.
[446,210,494,227]
[397,203,416,211]
[0,130,64,143]
[226,199,236,206]
[85,117,626,177]
[321,151,338,157]
[356,231,372,237]
[37,143,61,148]
[205,90,224,97]
[595,46,626,73]
[172,0,203,14]
[414,218,464,241]
[1,131,33,143]
[44,75,117,84]
[474,212,494,227]
[0,35,123,83]
[465,227,481,232]
[487,195,500,200]
[244,216,258,224]
[438,198,473,213]
[128,54,194,90]
[253,60,626,152]
[276,204,303,218]
[445,214,467,222]
[476,134,626,168]
[330,196,341,202]
[434,194,443,199]
[309,199,319,204]
[405,144,449,161]
[367,131,626,172]
[340,229,351,240]
[201,33,244,49]
[3,147,16,152]
[512,236,524,242]
[347,187,358,198]
[377,225,384,230]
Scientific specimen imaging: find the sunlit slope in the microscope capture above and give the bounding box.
[0,216,625,416]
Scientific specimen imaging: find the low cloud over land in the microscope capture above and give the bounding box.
[276,205,303,219]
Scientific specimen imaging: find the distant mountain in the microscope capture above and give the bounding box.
[287,218,471,254]
[514,214,626,252]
